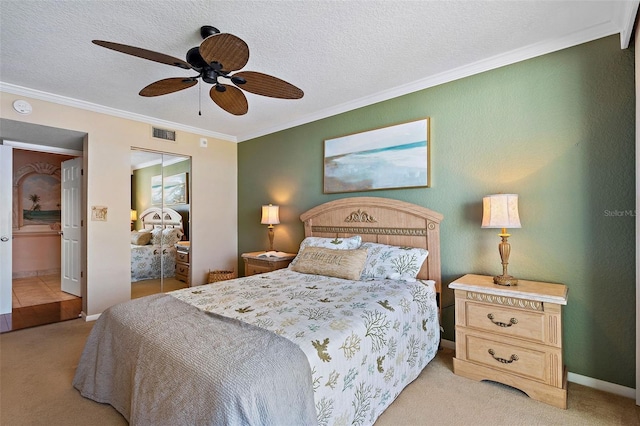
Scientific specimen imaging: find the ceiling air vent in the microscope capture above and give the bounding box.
[151,126,176,142]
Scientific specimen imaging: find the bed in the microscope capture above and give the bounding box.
[130,207,184,282]
[74,197,444,425]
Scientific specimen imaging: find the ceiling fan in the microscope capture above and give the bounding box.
[92,25,303,116]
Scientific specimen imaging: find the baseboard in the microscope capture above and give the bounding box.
[81,312,101,322]
[567,372,635,399]
[12,268,61,279]
[440,339,635,399]
[440,338,456,350]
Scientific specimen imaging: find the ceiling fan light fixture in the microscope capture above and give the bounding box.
[202,69,218,85]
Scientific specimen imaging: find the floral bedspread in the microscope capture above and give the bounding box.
[130,244,176,282]
[170,268,439,426]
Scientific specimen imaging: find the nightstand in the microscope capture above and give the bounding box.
[241,251,296,276]
[449,274,568,409]
[175,243,190,284]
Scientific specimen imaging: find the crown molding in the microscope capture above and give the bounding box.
[1,11,631,145]
[0,83,237,143]
[236,18,625,142]
[615,0,639,49]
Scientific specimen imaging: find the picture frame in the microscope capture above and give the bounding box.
[323,118,430,193]
[151,173,189,205]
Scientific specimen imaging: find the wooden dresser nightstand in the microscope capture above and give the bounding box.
[449,274,568,409]
[241,251,296,276]
[175,243,190,284]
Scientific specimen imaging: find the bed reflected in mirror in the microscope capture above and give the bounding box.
[130,149,191,298]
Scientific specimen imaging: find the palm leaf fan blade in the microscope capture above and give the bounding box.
[209,85,248,115]
[199,33,249,72]
[92,40,192,69]
[139,78,198,97]
[232,71,303,99]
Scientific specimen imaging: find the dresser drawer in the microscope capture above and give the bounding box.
[246,263,274,276]
[465,301,545,343]
[242,253,296,276]
[177,251,189,263]
[463,333,548,382]
[176,264,189,276]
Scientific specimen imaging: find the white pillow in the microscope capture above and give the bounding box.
[359,242,429,282]
[130,231,152,246]
[290,235,362,267]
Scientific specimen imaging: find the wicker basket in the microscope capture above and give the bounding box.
[207,269,235,283]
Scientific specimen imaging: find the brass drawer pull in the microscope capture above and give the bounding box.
[487,313,518,327]
[488,349,519,364]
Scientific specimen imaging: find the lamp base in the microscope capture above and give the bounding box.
[493,274,518,286]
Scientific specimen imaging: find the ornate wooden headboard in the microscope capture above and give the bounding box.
[138,207,183,231]
[300,197,444,299]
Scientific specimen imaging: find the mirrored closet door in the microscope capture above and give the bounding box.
[130,149,191,298]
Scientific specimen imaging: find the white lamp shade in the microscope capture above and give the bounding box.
[482,194,521,229]
[261,204,280,225]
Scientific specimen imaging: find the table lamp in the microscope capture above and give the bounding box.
[261,204,280,251]
[482,194,521,285]
[130,209,137,231]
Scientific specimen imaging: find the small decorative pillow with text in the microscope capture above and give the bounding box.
[290,246,368,281]
[289,235,362,267]
[130,231,152,246]
[360,242,429,282]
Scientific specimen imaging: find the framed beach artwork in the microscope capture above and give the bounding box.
[323,118,430,193]
[151,173,189,205]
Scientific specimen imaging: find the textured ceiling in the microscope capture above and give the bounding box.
[0,1,637,142]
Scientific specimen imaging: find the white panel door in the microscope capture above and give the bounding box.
[61,157,82,297]
[0,145,12,314]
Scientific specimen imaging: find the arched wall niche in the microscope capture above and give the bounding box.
[13,161,62,232]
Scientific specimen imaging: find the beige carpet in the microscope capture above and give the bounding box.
[1,318,638,426]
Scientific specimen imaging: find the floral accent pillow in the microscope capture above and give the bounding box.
[150,227,184,245]
[289,235,362,267]
[360,242,429,282]
[162,228,184,245]
[150,228,163,245]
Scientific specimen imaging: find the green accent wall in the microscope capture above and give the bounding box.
[238,35,635,388]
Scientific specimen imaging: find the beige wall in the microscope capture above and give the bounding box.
[1,91,238,317]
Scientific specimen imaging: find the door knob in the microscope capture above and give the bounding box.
[0,236,9,242]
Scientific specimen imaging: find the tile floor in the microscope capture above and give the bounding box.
[0,275,82,333]
[1,275,188,333]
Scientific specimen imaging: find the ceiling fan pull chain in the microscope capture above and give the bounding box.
[198,80,202,116]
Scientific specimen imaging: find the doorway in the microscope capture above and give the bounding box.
[0,120,85,332]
